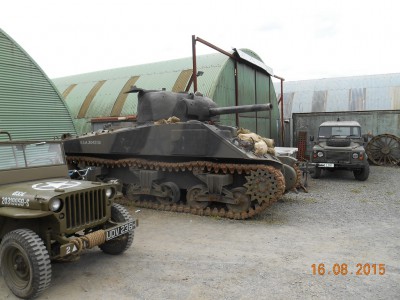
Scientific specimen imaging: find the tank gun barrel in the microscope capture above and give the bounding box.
[209,103,273,116]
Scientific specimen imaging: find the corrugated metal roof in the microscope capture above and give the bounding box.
[234,48,273,75]
[53,53,228,129]
[54,53,227,92]
[53,50,280,140]
[276,73,400,119]
[0,29,76,140]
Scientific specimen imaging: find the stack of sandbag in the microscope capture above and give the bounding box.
[237,128,275,156]
[154,116,181,125]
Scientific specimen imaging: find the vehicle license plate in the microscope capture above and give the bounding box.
[105,220,135,241]
[319,163,334,168]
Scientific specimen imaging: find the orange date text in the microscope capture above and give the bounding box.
[311,263,385,276]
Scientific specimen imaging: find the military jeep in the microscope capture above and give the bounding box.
[0,132,137,299]
[310,121,369,181]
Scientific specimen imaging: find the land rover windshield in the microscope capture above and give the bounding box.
[318,126,361,139]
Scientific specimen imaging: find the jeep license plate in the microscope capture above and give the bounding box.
[319,163,334,168]
[105,220,135,241]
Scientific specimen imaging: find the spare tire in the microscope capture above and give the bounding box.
[326,138,351,147]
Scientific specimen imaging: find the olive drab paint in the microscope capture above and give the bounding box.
[63,88,299,220]
[0,136,137,299]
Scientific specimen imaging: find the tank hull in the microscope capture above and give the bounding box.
[64,121,282,163]
[63,88,297,219]
[64,123,292,219]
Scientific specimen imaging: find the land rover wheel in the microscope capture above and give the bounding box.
[99,204,134,255]
[0,229,51,299]
[311,166,322,179]
[354,164,370,181]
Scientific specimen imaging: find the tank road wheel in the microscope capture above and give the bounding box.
[99,204,134,255]
[186,184,209,209]
[226,187,251,213]
[0,229,52,299]
[156,182,181,205]
[125,184,142,201]
[243,168,285,205]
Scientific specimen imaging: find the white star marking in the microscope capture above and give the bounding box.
[32,181,81,191]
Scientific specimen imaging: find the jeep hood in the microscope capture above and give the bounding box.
[1,178,109,201]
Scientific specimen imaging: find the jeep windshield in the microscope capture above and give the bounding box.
[0,141,65,170]
[318,126,361,139]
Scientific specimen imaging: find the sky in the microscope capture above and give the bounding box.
[1,0,400,82]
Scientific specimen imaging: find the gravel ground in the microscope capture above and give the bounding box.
[1,165,399,299]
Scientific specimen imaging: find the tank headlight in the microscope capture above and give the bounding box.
[352,153,359,159]
[317,151,324,157]
[105,187,115,199]
[49,198,62,212]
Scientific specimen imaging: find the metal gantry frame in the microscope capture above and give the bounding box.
[191,35,285,146]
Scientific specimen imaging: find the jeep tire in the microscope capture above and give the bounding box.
[0,229,52,299]
[99,204,134,255]
[353,163,370,181]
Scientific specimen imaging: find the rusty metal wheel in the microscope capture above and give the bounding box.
[243,168,280,204]
[226,187,251,213]
[186,184,209,209]
[125,183,142,201]
[366,134,400,165]
[156,182,181,205]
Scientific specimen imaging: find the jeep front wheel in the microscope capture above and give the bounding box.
[354,164,370,181]
[0,229,52,299]
[99,204,134,255]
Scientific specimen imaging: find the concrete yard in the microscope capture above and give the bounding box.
[1,165,399,299]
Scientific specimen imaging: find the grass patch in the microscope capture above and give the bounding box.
[358,198,369,203]
[256,216,286,225]
[262,219,286,225]
[304,197,317,204]
[280,196,298,203]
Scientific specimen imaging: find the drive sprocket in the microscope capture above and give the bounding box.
[243,167,283,205]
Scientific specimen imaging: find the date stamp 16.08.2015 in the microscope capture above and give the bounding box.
[311,263,385,276]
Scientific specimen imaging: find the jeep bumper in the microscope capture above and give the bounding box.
[59,218,137,257]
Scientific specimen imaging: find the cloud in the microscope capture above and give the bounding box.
[2,0,400,80]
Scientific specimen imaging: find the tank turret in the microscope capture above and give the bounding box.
[63,87,298,220]
[128,86,272,123]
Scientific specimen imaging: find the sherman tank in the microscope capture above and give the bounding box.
[63,87,298,220]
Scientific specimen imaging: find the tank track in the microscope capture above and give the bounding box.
[66,156,285,220]
[293,164,308,193]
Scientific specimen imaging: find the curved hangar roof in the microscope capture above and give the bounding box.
[53,49,280,139]
[276,73,400,119]
[0,29,76,140]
